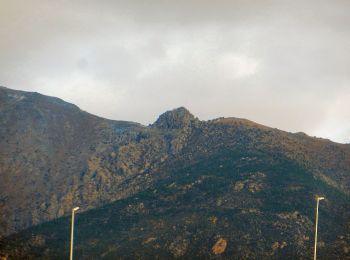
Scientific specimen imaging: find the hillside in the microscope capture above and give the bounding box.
[0,86,143,236]
[0,87,349,259]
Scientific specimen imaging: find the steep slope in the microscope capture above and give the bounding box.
[0,87,144,236]
[0,87,350,258]
[1,146,349,259]
[0,88,201,238]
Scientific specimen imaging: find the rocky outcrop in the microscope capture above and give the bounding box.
[0,87,350,259]
[151,107,198,129]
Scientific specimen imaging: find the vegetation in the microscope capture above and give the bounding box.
[1,149,349,259]
[1,87,350,258]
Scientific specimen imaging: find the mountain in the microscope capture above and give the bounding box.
[0,86,349,259]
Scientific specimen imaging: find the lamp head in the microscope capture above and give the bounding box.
[317,196,325,201]
[73,207,80,211]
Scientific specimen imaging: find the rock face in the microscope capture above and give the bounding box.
[0,86,144,236]
[151,106,198,129]
[0,86,350,259]
[212,238,227,255]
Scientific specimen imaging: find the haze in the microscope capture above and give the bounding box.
[1,0,349,143]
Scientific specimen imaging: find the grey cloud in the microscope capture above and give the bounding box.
[1,0,350,142]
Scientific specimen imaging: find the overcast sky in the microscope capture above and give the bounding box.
[1,0,350,143]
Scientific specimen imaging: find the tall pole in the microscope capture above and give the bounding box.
[70,207,79,260]
[314,197,324,260]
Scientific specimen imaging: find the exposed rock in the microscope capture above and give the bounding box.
[143,237,157,244]
[209,216,218,224]
[151,107,197,129]
[233,181,245,192]
[212,238,227,255]
[0,87,350,259]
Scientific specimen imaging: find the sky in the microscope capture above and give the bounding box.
[1,0,350,143]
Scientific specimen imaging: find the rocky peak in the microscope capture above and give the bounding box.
[151,107,197,129]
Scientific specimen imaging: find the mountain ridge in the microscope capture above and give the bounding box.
[1,85,346,143]
[0,87,349,259]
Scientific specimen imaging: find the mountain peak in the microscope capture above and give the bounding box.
[152,107,197,129]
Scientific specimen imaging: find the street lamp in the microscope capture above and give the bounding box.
[314,196,325,260]
[70,207,80,260]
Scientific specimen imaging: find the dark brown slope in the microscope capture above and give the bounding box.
[0,86,350,251]
[0,88,199,238]
[0,87,144,236]
[1,110,350,259]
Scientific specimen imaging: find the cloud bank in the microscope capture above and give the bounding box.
[1,0,350,142]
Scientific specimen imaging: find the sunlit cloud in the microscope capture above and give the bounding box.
[313,91,350,143]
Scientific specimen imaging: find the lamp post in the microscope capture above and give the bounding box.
[314,196,324,260]
[70,207,80,260]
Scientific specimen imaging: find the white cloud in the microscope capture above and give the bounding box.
[313,91,350,143]
[217,53,260,79]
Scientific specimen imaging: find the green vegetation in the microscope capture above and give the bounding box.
[1,149,349,259]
